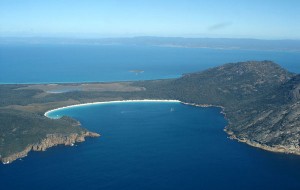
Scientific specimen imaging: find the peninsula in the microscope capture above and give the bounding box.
[1,61,300,164]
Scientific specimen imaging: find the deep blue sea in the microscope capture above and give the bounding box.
[1,45,300,189]
[1,102,300,190]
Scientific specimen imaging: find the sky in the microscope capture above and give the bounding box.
[0,0,300,39]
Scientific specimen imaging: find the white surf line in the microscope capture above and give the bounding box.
[44,99,181,119]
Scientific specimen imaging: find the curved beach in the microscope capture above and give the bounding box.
[44,98,299,157]
[44,99,181,119]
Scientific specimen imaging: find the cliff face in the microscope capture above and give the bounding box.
[1,131,99,164]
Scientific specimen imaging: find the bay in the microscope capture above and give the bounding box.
[1,102,300,189]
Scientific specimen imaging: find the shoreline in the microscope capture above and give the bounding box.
[3,99,298,164]
[224,128,300,156]
[3,99,211,164]
[46,99,299,156]
[44,99,181,118]
[1,131,100,164]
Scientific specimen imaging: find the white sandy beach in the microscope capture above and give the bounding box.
[44,99,181,119]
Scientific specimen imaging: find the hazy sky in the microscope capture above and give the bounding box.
[1,0,299,39]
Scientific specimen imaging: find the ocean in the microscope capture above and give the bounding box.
[1,44,300,189]
[0,44,300,84]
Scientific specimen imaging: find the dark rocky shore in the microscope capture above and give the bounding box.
[1,132,99,164]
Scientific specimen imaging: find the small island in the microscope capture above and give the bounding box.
[129,70,145,74]
[1,61,300,164]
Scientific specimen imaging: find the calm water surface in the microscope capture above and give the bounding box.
[1,102,300,190]
[0,44,300,83]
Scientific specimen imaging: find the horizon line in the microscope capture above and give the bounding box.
[1,35,300,41]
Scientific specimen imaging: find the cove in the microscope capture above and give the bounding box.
[1,101,300,190]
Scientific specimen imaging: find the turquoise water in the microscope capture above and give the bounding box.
[0,44,300,84]
[1,102,300,189]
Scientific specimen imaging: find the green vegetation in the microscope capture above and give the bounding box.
[0,109,85,158]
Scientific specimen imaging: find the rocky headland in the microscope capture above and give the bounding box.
[134,61,300,155]
[1,132,99,164]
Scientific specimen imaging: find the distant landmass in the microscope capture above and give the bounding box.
[1,61,300,164]
[1,36,300,52]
